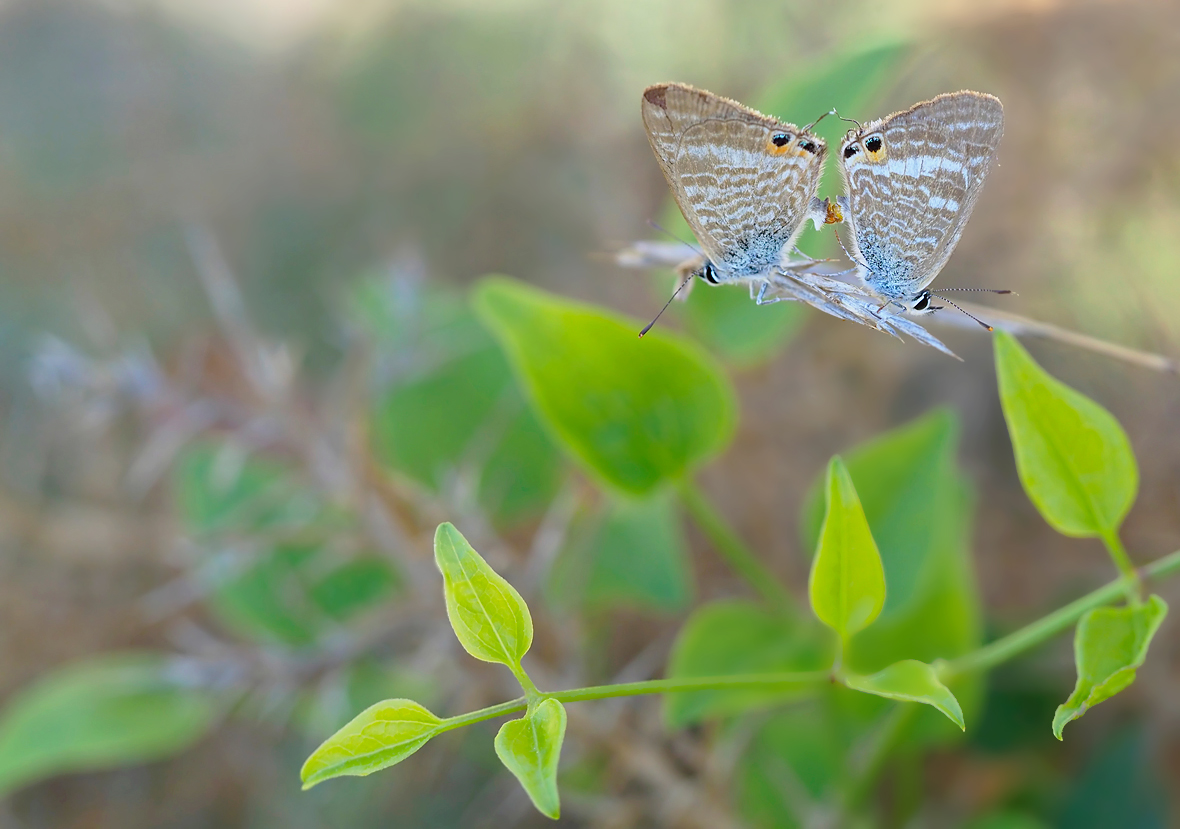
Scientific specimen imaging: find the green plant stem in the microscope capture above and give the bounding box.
[940,548,1180,682]
[677,477,795,609]
[434,550,1180,753]
[1100,529,1142,602]
[438,670,831,732]
[512,664,540,702]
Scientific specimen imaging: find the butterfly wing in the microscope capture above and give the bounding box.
[838,91,1004,300]
[642,83,826,280]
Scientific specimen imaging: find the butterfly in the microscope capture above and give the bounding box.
[835,91,1005,315]
[641,83,834,301]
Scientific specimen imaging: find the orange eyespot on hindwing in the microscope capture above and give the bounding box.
[768,132,793,155]
[864,133,885,161]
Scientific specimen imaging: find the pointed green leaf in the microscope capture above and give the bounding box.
[0,654,219,797]
[994,332,1138,537]
[799,411,983,747]
[473,276,736,495]
[300,698,443,788]
[1053,594,1167,739]
[844,660,964,730]
[494,698,567,820]
[434,522,533,668]
[809,457,886,642]
[663,600,832,728]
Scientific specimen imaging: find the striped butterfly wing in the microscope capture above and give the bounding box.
[838,91,1004,300]
[642,83,826,280]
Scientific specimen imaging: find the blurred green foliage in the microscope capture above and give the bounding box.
[0,655,220,798]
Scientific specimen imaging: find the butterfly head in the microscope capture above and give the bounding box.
[696,261,722,284]
[907,289,940,315]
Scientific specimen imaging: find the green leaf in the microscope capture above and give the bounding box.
[548,491,692,613]
[994,331,1138,537]
[1052,595,1167,739]
[799,411,983,746]
[433,522,533,668]
[371,344,563,527]
[209,544,322,646]
[0,654,220,797]
[843,660,965,730]
[809,456,886,642]
[173,441,316,535]
[309,556,400,621]
[473,276,736,495]
[664,600,832,728]
[802,410,959,620]
[300,698,443,789]
[210,547,398,647]
[494,698,567,820]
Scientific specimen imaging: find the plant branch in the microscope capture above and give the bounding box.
[1100,529,1141,602]
[677,477,795,610]
[940,548,1180,681]
[437,670,831,732]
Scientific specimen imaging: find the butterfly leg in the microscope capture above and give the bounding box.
[754,280,787,306]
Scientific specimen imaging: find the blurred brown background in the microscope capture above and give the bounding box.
[0,0,1178,826]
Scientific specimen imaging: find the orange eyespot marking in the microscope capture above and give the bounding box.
[864,133,886,162]
[767,132,793,155]
[824,201,843,224]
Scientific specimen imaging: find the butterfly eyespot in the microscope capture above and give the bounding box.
[842,143,860,159]
[865,134,883,153]
[798,139,817,154]
[771,133,791,147]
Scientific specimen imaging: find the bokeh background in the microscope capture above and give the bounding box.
[0,0,1178,826]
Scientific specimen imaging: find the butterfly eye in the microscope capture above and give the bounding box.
[771,133,791,147]
[842,143,860,159]
[865,134,883,153]
[798,139,817,154]
[912,291,931,312]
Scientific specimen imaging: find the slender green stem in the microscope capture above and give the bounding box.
[439,698,526,733]
[547,671,829,704]
[677,477,795,609]
[512,664,540,702]
[436,671,831,732]
[1101,529,1141,603]
[940,548,1180,681]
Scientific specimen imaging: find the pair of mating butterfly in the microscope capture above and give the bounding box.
[640,83,1007,336]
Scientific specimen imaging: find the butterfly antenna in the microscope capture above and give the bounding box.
[801,109,834,133]
[646,219,702,256]
[640,272,695,338]
[931,294,995,331]
[829,108,863,131]
[930,287,1017,296]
